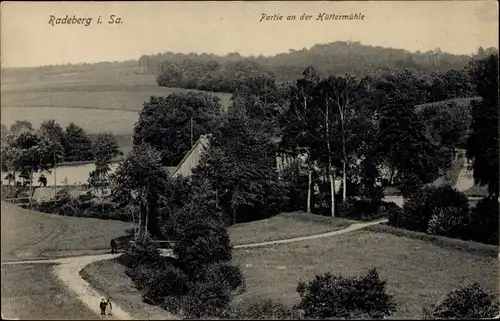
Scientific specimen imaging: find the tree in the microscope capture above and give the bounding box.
[1,124,12,172]
[191,114,288,225]
[10,120,33,134]
[7,130,57,205]
[39,120,65,145]
[296,268,396,319]
[62,123,93,162]
[133,93,224,166]
[466,50,499,197]
[111,143,171,238]
[423,283,499,319]
[280,66,320,213]
[88,132,122,212]
[376,99,446,190]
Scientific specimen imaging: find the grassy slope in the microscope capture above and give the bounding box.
[232,229,498,319]
[1,264,99,320]
[1,70,232,153]
[229,212,355,245]
[1,201,134,262]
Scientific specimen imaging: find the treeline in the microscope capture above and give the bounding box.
[1,120,122,188]
[145,41,491,93]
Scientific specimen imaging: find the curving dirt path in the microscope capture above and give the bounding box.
[2,254,134,320]
[234,219,388,249]
[2,218,388,320]
[3,219,388,319]
[454,162,475,192]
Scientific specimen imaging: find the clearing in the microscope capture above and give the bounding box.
[1,70,232,153]
[1,201,133,262]
[231,228,498,319]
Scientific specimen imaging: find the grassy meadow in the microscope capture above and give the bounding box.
[1,201,134,262]
[1,67,232,153]
[231,229,499,319]
[80,212,499,319]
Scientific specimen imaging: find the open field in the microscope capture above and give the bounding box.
[1,202,134,262]
[229,212,356,245]
[231,229,499,319]
[1,70,232,153]
[1,263,99,320]
[1,72,232,112]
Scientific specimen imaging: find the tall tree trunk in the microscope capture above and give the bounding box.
[307,168,312,214]
[137,199,142,240]
[29,170,34,208]
[329,171,335,217]
[340,105,347,203]
[389,166,395,186]
[143,187,149,237]
[342,160,347,202]
[325,96,335,217]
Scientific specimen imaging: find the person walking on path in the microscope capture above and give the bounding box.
[110,238,117,254]
[107,298,113,316]
[99,298,108,318]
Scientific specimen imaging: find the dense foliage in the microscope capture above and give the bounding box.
[295,268,397,319]
[466,50,499,197]
[390,185,470,232]
[146,42,475,92]
[423,283,499,319]
[133,92,224,166]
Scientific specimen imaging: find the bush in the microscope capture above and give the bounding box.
[423,283,499,319]
[117,235,160,269]
[427,206,471,238]
[59,202,79,216]
[180,278,233,318]
[339,200,393,221]
[464,196,499,245]
[395,185,469,232]
[199,262,245,294]
[226,298,300,320]
[174,221,232,280]
[295,268,396,319]
[142,263,192,306]
[338,200,402,221]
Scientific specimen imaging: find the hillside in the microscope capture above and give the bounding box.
[1,201,134,262]
[140,41,474,82]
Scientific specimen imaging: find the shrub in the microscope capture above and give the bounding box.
[464,196,499,245]
[295,268,396,319]
[339,200,393,221]
[181,278,233,318]
[59,203,78,216]
[117,234,160,269]
[142,263,192,306]
[395,185,469,232]
[226,298,299,320]
[174,221,232,280]
[339,200,402,221]
[423,283,499,319]
[427,206,471,238]
[199,262,245,294]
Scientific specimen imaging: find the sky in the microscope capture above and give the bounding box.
[1,1,498,68]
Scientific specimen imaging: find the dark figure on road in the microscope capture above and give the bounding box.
[99,298,107,318]
[107,298,113,316]
[110,238,117,254]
